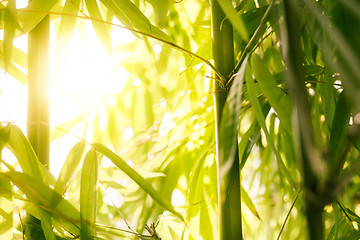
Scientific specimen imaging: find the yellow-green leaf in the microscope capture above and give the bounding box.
[55,142,86,196]
[4,0,17,72]
[80,149,98,239]
[85,0,112,53]
[241,185,261,220]
[92,143,184,221]
[18,0,58,33]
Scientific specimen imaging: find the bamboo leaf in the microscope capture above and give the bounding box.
[4,0,17,72]
[5,125,45,182]
[0,56,27,85]
[55,142,86,196]
[0,176,12,240]
[216,0,249,41]
[100,0,174,42]
[0,40,27,68]
[80,148,98,239]
[246,65,296,188]
[329,91,351,165]
[101,0,151,32]
[1,171,81,235]
[18,0,58,33]
[85,0,112,53]
[50,114,85,142]
[251,54,292,133]
[241,185,261,220]
[239,102,271,170]
[92,143,184,221]
[53,0,81,72]
[219,55,247,177]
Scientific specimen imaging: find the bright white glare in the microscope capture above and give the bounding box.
[153,44,162,54]
[159,98,167,108]
[1,17,134,177]
[101,156,115,168]
[16,0,28,8]
[112,18,136,45]
[159,112,176,137]
[99,115,108,130]
[0,76,27,131]
[123,126,134,140]
[107,96,117,106]
[132,78,141,87]
[171,189,186,207]
[2,148,18,166]
[103,187,124,208]
[308,88,315,96]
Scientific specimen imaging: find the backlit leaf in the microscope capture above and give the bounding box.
[216,0,249,41]
[241,185,261,220]
[18,0,58,33]
[55,142,86,196]
[246,65,296,188]
[219,55,247,178]
[4,0,17,72]
[80,148,98,239]
[85,0,112,53]
[0,176,12,240]
[251,54,292,133]
[92,143,184,221]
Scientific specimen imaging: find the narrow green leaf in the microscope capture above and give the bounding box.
[18,0,58,33]
[246,65,296,188]
[38,210,56,240]
[101,0,151,32]
[53,0,81,74]
[239,102,271,170]
[0,176,12,240]
[4,0,17,72]
[263,47,284,73]
[100,0,174,42]
[0,55,27,85]
[5,125,45,182]
[216,0,249,41]
[241,185,261,220]
[85,0,112,53]
[80,149,98,239]
[251,54,292,133]
[329,91,351,164]
[92,143,184,221]
[100,0,138,37]
[219,55,248,177]
[50,114,85,142]
[303,65,324,76]
[1,171,81,235]
[55,142,86,196]
[0,40,27,68]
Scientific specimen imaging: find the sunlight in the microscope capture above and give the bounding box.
[0,5,135,177]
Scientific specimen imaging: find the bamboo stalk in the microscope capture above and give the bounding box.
[282,1,324,239]
[27,15,50,167]
[25,14,50,238]
[210,1,242,239]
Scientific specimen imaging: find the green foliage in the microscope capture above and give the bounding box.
[1,0,360,239]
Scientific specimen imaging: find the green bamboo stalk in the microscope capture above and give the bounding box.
[282,1,324,239]
[25,14,50,239]
[210,1,242,239]
[27,15,50,167]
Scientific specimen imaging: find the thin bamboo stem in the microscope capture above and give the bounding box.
[210,1,242,239]
[27,15,50,167]
[25,14,50,239]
